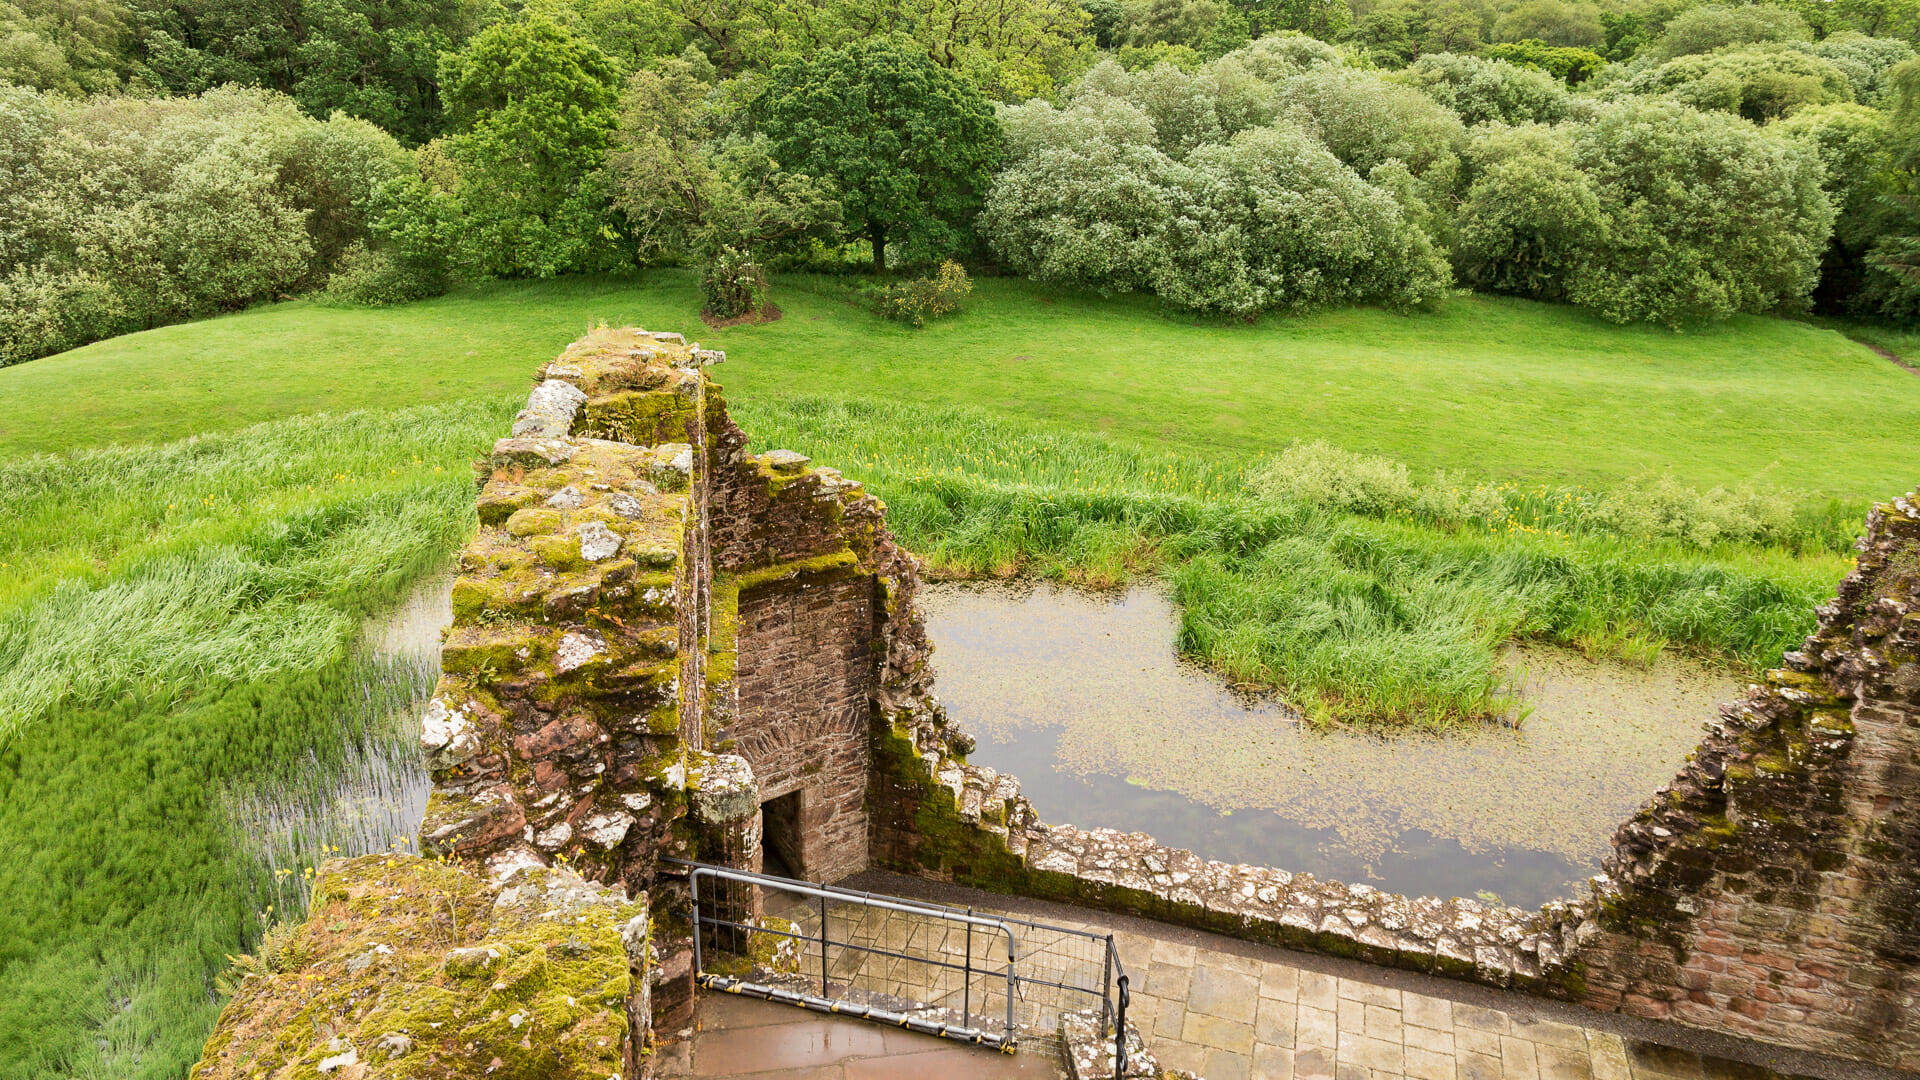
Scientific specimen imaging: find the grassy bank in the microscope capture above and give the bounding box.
[4,272,1918,502]
[734,396,1844,725]
[0,401,506,1079]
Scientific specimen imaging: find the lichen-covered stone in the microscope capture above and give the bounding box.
[190,855,649,1080]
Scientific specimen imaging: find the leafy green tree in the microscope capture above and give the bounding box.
[1810,32,1915,101]
[1397,51,1573,123]
[1483,39,1605,81]
[1247,0,1351,41]
[1598,10,1653,60]
[1862,58,1920,316]
[1119,0,1228,49]
[676,0,1090,101]
[1827,0,1920,41]
[1649,3,1808,60]
[606,58,840,262]
[133,0,484,143]
[1620,43,1853,122]
[759,36,1000,272]
[401,13,624,277]
[1777,102,1895,310]
[1420,0,1487,54]
[1342,7,1420,66]
[1491,0,1602,48]
[1567,99,1831,325]
[0,0,130,92]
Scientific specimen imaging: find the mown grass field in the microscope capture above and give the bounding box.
[4,271,1917,501]
[0,272,1915,1079]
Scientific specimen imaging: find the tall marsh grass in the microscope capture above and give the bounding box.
[0,401,505,1079]
[735,396,1847,727]
[0,399,513,740]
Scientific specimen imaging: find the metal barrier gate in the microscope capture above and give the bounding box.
[674,860,1130,1067]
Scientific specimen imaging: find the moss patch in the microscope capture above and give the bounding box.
[193,855,645,1080]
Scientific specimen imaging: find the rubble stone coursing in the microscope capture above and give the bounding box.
[865,491,1920,1070]
[1569,494,1920,1068]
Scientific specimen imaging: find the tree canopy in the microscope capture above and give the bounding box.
[759,36,1000,271]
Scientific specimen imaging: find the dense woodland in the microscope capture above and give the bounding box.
[2,0,1920,356]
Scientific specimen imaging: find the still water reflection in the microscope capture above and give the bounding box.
[920,581,1742,908]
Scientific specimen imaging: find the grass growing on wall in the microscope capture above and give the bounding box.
[734,395,1845,726]
[0,401,507,1080]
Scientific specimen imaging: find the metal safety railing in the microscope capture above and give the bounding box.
[668,859,1132,1070]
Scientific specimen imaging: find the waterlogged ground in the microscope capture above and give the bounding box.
[221,576,446,913]
[920,582,1743,908]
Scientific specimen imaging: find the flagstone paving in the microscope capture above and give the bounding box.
[664,872,1894,1080]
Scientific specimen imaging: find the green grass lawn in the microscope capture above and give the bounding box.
[5,271,1917,502]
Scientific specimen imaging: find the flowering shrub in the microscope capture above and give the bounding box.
[873,261,972,327]
[700,246,770,318]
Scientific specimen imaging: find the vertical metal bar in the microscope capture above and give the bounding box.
[819,892,830,997]
[962,908,973,1031]
[1102,934,1115,1030]
[691,870,705,978]
[1115,973,1131,1079]
[1004,929,1016,1041]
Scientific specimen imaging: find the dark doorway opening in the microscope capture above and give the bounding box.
[761,790,805,880]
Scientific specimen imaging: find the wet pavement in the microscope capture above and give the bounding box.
[664,872,1888,1080]
[674,991,1067,1078]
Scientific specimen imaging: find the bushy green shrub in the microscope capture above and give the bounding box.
[1567,100,1831,325]
[322,241,448,306]
[0,84,417,365]
[1454,147,1605,301]
[984,66,1452,316]
[1397,52,1575,124]
[700,245,771,318]
[1248,440,1417,513]
[1277,65,1466,189]
[981,97,1176,293]
[873,260,972,326]
[1152,124,1452,314]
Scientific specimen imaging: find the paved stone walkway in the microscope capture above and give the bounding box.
[672,991,1067,1078]
[666,872,1878,1080]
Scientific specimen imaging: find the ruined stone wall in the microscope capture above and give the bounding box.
[1567,493,1920,1069]
[733,572,875,883]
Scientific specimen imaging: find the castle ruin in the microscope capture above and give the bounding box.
[193,329,1920,1079]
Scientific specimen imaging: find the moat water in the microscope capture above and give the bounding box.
[252,576,1740,913]
[920,581,1742,909]
[222,576,443,915]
